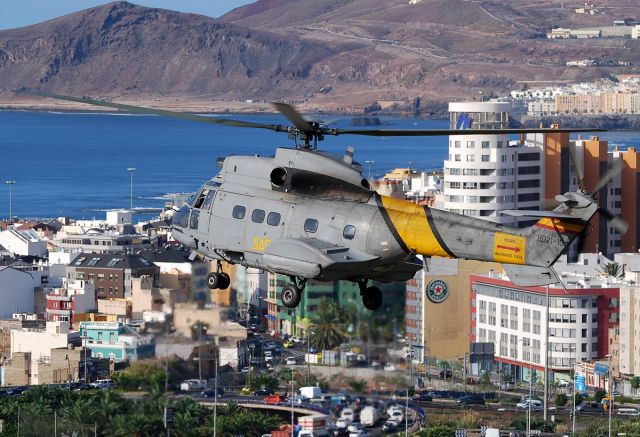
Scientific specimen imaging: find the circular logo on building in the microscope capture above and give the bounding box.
[426,279,449,304]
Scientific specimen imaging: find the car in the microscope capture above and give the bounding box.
[292,336,303,343]
[555,379,570,387]
[457,395,485,406]
[516,399,542,411]
[265,394,286,405]
[617,407,640,416]
[388,410,404,424]
[382,420,398,433]
[69,382,90,391]
[341,408,355,422]
[414,393,433,402]
[90,379,115,390]
[286,357,297,366]
[200,387,224,398]
[383,364,396,372]
[254,387,275,396]
[283,340,295,348]
[575,401,604,414]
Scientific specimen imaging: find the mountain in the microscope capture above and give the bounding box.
[1,0,639,114]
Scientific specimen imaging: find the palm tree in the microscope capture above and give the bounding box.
[599,261,624,278]
[309,297,347,351]
[60,398,97,436]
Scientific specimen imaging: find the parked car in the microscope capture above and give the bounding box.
[200,387,224,398]
[555,379,570,387]
[457,395,485,406]
[286,356,297,366]
[265,394,286,405]
[283,340,295,348]
[388,409,404,424]
[90,379,115,390]
[254,387,275,396]
[340,408,355,422]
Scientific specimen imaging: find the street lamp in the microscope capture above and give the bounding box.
[126,167,136,214]
[5,180,15,221]
[364,160,375,179]
[608,354,613,437]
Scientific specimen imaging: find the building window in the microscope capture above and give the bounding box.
[454,154,461,161]
[467,141,475,149]
[466,155,475,162]
[454,141,461,148]
[450,182,461,189]
[481,141,490,149]
[481,155,490,162]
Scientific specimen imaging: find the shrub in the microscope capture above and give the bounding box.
[594,388,607,403]
[555,393,568,406]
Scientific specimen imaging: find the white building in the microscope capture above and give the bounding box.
[10,321,79,384]
[106,210,132,226]
[444,101,542,226]
[0,228,47,258]
[0,267,37,318]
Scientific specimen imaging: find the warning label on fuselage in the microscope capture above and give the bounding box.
[493,232,526,264]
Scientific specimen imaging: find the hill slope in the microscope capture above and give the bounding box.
[1,0,639,113]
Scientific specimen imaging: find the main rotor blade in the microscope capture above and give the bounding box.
[272,102,315,133]
[327,127,606,137]
[593,159,623,194]
[599,207,629,234]
[16,89,291,133]
[568,142,585,189]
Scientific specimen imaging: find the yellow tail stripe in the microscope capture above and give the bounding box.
[536,218,584,233]
[380,196,450,257]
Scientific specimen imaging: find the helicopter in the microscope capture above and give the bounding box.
[23,90,625,311]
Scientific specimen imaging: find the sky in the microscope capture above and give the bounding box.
[0,1,256,30]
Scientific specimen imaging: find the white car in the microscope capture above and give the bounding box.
[180,379,207,391]
[90,378,115,390]
[617,408,640,416]
[340,408,355,422]
[556,379,570,387]
[516,399,543,411]
[389,410,404,424]
[286,357,296,366]
[292,336,303,343]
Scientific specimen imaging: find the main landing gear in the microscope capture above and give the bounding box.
[358,279,382,311]
[206,262,230,290]
[280,276,307,309]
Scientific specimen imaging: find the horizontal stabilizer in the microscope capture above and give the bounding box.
[502,264,558,287]
[499,210,576,219]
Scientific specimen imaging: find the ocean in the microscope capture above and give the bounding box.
[1,110,639,220]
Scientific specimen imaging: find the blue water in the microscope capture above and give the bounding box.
[0,110,639,219]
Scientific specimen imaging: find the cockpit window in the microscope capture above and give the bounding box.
[193,189,209,209]
[202,190,216,210]
[252,209,265,223]
[304,218,318,233]
[174,205,190,228]
[189,210,200,229]
[232,205,246,219]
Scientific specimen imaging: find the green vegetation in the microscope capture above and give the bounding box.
[419,424,456,437]
[630,376,640,390]
[593,388,607,403]
[309,298,347,351]
[555,393,568,407]
[577,420,640,437]
[347,378,368,393]
[598,261,624,278]
[111,361,166,392]
[0,386,282,437]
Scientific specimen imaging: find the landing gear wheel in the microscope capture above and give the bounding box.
[218,272,230,290]
[281,284,302,309]
[206,272,220,289]
[362,286,382,311]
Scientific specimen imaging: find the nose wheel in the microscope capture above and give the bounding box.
[358,280,382,311]
[280,277,307,309]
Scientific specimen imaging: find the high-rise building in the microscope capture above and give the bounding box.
[443,102,543,226]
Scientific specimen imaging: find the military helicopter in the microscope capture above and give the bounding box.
[25,90,624,311]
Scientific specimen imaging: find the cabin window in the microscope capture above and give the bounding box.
[304,218,318,233]
[343,225,356,240]
[232,205,246,219]
[189,211,200,229]
[193,189,209,209]
[251,209,265,223]
[267,212,281,226]
[202,190,216,210]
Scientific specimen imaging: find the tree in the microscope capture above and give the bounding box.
[310,298,347,351]
[599,261,624,278]
[630,376,640,390]
[555,393,568,406]
[347,378,368,393]
[594,388,607,403]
